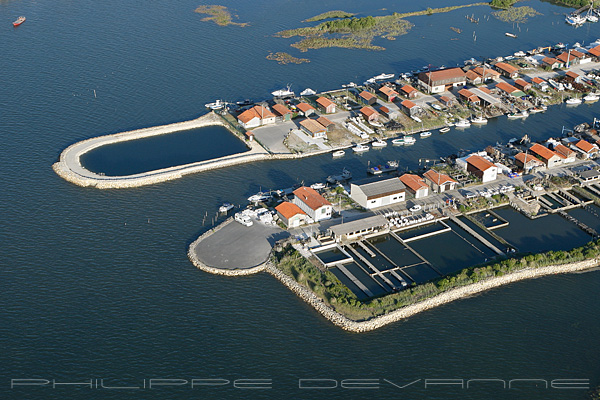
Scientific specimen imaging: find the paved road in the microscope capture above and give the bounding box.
[192,219,289,270]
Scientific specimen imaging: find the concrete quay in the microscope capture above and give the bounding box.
[53,112,272,189]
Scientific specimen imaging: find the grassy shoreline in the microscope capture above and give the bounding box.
[272,238,600,322]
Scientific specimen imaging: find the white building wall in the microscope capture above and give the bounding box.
[481,167,498,183]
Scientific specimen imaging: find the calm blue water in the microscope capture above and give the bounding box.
[2,0,600,399]
[80,125,248,176]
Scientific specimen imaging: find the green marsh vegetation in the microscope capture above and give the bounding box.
[194,5,249,27]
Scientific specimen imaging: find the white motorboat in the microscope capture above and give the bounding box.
[332,150,346,157]
[455,119,471,128]
[248,192,272,203]
[404,136,416,145]
[219,202,234,213]
[409,205,422,213]
[529,106,545,113]
[505,32,517,38]
[419,131,432,138]
[205,99,226,110]
[369,120,383,128]
[300,88,316,96]
[513,51,526,57]
[565,14,586,25]
[431,104,443,111]
[373,73,395,80]
[272,86,294,97]
[439,126,451,133]
[566,97,582,105]
[310,183,326,190]
[392,137,406,145]
[471,116,488,124]
[371,139,388,147]
[353,143,370,152]
[588,14,598,22]
[584,93,600,102]
[507,110,527,119]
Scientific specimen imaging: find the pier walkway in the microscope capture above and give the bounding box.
[335,264,374,297]
[448,215,504,256]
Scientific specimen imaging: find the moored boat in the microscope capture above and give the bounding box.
[205,99,226,110]
[403,135,416,145]
[529,106,545,113]
[392,137,406,145]
[371,139,388,147]
[419,131,432,138]
[219,202,234,213]
[439,126,451,133]
[248,192,272,203]
[353,143,370,153]
[332,150,346,157]
[455,119,471,128]
[272,86,294,98]
[367,160,399,175]
[505,32,517,38]
[300,88,316,96]
[12,16,25,27]
[566,97,582,105]
[507,110,528,118]
[373,73,394,80]
[471,116,488,124]
[584,93,599,102]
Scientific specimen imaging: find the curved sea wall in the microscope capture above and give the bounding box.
[53,112,335,189]
[266,258,600,333]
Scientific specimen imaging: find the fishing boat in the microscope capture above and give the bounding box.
[566,97,582,105]
[505,32,517,38]
[529,106,545,113]
[455,119,471,128]
[371,139,387,147]
[300,88,316,96]
[554,42,566,49]
[310,183,326,190]
[353,143,370,153]
[326,168,352,184]
[507,110,528,118]
[236,99,253,106]
[219,202,234,213]
[566,13,586,25]
[13,16,26,26]
[205,99,226,110]
[439,126,451,133]
[471,115,488,124]
[272,86,294,98]
[584,93,600,102]
[420,131,432,138]
[373,73,395,80]
[332,150,346,157]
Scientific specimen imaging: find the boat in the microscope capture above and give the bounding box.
[565,14,586,25]
[205,99,226,110]
[248,192,272,203]
[392,137,406,145]
[513,51,526,57]
[409,205,422,213]
[529,106,545,113]
[300,88,316,96]
[371,139,388,147]
[439,126,451,133]
[367,161,399,175]
[332,150,346,157]
[419,131,432,138]
[584,93,600,102]
[369,120,383,128]
[505,32,517,38]
[326,168,352,184]
[272,86,294,98]
[219,202,234,213]
[352,143,370,153]
[471,116,488,124]
[431,104,443,111]
[13,16,26,26]
[455,119,471,128]
[342,82,357,88]
[507,110,529,118]
[404,135,416,145]
[373,73,395,80]
[566,97,582,105]
[310,183,326,190]
[236,99,253,106]
[554,42,566,49]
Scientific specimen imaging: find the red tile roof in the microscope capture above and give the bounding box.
[458,88,479,102]
[571,49,585,58]
[465,70,482,81]
[515,152,543,165]
[316,96,335,109]
[467,155,496,171]
[272,103,291,116]
[575,139,598,153]
[423,169,456,185]
[495,62,519,75]
[399,174,428,192]
[359,91,376,101]
[566,71,580,79]
[401,99,417,109]
[275,201,306,219]
[496,81,519,94]
[473,67,500,77]
[360,106,379,117]
[514,78,530,88]
[439,95,452,103]
[532,77,546,84]
[557,52,578,63]
[554,144,575,158]
[401,85,417,95]
[293,186,331,210]
[420,68,466,83]
[379,86,399,96]
[316,116,334,127]
[238,105,275,124]
[299,118,326,135]
[530,143,559,161]
[588,45,600,58]
[296,102,315,113]
[542,57,560,65]
[479,87,492,94]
